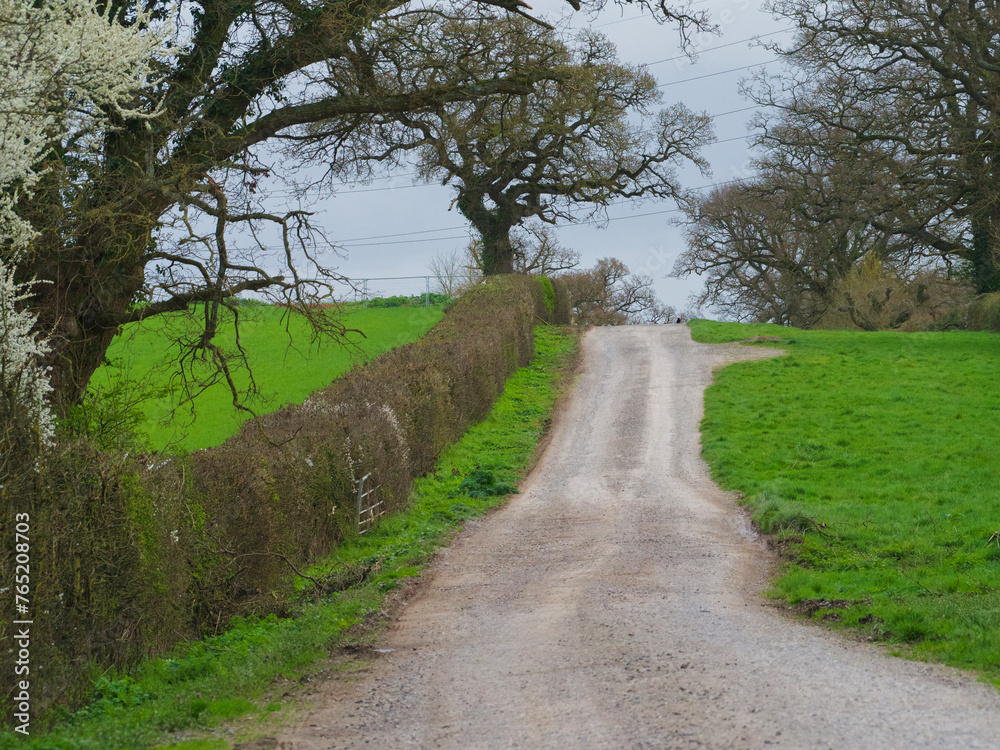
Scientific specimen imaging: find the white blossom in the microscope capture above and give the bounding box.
[379,404,409,466]
[0,259,54,448]
[0,0,169,455]
[0,0,168,251]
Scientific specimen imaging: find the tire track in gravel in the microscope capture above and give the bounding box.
[275,325,1000,750]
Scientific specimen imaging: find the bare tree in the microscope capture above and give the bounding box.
[428,248,482,297]
[563,257,673,325]
[748,0,1000,292]
[510,224,581,276]
[673,112,947,326]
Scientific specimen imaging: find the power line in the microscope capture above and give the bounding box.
[337,224,468,243]
[341,234,469,248]
[713,105,759,118]
[342,182,429,194]
[711,133,758,145]
[646,28,793,67]
[592,13,648,29]
[335,172,757,246]
[605,206,681,221]
[657,60,776,89]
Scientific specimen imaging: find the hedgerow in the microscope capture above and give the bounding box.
[0,275,555,726]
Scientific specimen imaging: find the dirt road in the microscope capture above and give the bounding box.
[277,326,1000,749]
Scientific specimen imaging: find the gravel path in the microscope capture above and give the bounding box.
[276,326,1000,749]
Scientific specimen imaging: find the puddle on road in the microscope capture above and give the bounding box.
[736,510,760,542]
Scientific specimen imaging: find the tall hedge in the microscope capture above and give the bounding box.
[0,275,553,723]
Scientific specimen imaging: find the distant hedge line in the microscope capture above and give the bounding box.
[0,275,566,724]
[364,292,451,307]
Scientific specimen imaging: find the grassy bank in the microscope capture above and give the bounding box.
[1,326,578,750]
[690,320,1000,683]
[91,304,445,451]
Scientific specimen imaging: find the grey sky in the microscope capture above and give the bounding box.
[268,1,790,309]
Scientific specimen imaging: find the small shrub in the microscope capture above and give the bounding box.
[551,277,571,324]
[820,257,974,331]
[449,468,519,499]
[536,277,556,316]
[966,293,1000,332]
[753,500,811,535]
[925,305,969,331]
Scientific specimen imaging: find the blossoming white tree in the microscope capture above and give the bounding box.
[0,0,165,249]
[0,0,163,455]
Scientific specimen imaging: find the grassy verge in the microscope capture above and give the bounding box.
[2,325,578,750]
[91,304,445,451]
[690,319,1000,683]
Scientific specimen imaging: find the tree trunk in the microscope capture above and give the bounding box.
[969,214,1000,294]
[27,235,150,414]
[480,231,515,275]
[456,192,516,275]
[10,120,175,412]
[17,171,160,413]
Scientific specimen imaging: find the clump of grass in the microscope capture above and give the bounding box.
[690,319,1000,684]
[0,326,578,750]
[449,468,519,499]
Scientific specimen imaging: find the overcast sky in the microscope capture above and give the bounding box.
[265,0,791,310]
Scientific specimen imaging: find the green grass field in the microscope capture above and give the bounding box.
[690,320,1000,682]
[89,304,445,452]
